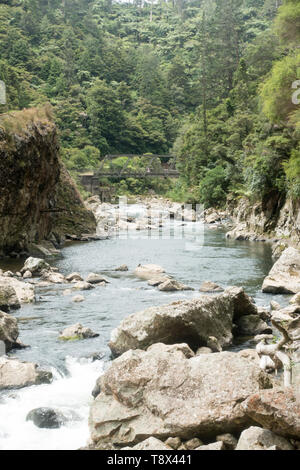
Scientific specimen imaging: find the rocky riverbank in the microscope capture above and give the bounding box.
[226,195,300,251]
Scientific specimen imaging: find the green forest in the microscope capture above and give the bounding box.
[0,0,299,206]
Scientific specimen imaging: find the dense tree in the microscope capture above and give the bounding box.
[0,0,299,203]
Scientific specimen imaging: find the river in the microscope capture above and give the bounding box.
[0,204,284,450]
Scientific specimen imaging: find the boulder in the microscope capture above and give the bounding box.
[109,294,235,356]
[0,357,52,390]
[216,433,238,450]
[115,265,129,272]
[290,293,300,305]
[72,281,94,291]
[0,340,5,356]
[184,438,203,450]
[59,323,99,341]
[86,273,109,285]
[72,295,85,303]
[22,270,32,279]
[165,437,182,450]
[0,311,20,352]
[148,275,172,287]
[134,264,165,281]
[236,426,294,451]
[204,209,222,224]
[196,442,225,450]
[242,388,300,439]
[270,300,281,311]
[158,279,193,292]
[123,437,171,451]
[66,272,83,282]
[224,286,258,320]
[26,408,67,429]
[40,272,65,284]
[262,248,300,294]
[0,285,20,312]
[89,343,272,448]
[21,257,50,275]
[199,281,223,293]
[196,347,213,355]
[0,276,35,304]
[236,315,272,336]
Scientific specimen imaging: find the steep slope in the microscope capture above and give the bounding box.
[0,108,96,256]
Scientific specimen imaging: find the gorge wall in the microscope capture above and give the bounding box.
[227,193,300,247]
[0,110,96,256]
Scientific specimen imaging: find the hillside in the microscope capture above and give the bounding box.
[1,0,299,212]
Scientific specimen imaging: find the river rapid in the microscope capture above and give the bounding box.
[0,202,285,450]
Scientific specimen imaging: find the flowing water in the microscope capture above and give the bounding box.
[0,204,286,450]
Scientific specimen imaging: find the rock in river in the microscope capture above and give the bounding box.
[89,343,272,448]
[262,247,300,294]
[109,293,235,356]
[236,315,272,336]
[134,264,165,281]
[199,281,223,293]
[109,288,258,356]
[158,279,193,292]
[0,311,22,352]
[26,408,68,429]
[21,257,50,275]
[59,323,99,341]
[0,275,35,304]
[86,273,109,285]
[0,285,20,312]
[0,357,52,390]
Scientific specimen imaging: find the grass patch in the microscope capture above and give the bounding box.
[0,103,54,137]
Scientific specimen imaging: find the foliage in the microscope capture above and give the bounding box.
[0,0,299,204]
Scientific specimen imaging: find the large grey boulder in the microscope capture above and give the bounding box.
[236,426,294,451]
[86,273,109,285]
[157,279,193,292]
[89,343,272,448]
[0,285,20,312]
[262,248,300,294]
[0,357,52,390]
[0,276,35,304]
[21,257,50,275]
[0,311,21,352]
[236,315,272,336]
[109,294,235,356]
[134,264,165,281]
[242,388,300,439]
[224,286,258,320]
[199,281,223,293]
[109,288,258,356]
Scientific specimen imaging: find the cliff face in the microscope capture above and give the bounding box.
[0,111,96,256]
[227,193,300,246]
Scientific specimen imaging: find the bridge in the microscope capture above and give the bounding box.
[79,154,179,198]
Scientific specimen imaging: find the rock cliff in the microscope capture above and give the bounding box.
[0,108,96,256]
[226,193,300,246]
